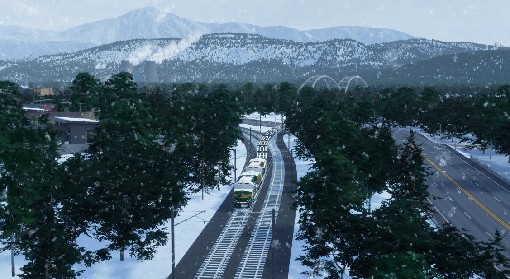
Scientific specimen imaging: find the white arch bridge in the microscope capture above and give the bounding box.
[298,75,368,93]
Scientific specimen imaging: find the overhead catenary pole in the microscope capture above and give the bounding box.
[290,148,293,192]
[288,133,293,192]
[287,133,290,152]
[171,206,175,279]
[202,135,205,200]
[259,113,262,134]
[11,233,14,277]
[272,208,275,279]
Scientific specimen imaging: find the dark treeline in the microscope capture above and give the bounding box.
[2,74,510,278]
[240,81,510,161]
[370,85,510,162]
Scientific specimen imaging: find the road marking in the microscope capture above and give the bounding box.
[423,154,510,231]
[464,212,472,219]
[493,196,501,203]
[486,232,493,239]
[442,147,510,193]
[427,197,449,224]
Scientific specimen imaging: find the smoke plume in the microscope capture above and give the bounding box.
[128,33,202,66]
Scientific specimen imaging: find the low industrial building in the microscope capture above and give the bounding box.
[26,111,98,154]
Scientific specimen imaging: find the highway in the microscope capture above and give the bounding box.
[394,129,510,258]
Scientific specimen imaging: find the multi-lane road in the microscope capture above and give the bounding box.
[394,129,510,258]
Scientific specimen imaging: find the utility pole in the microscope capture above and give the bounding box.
[171,206,175,279]
[249,127,252,155]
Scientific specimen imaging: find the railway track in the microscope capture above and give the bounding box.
[234,136,284,278]
[194,210,250,278]
[194,128,280,278]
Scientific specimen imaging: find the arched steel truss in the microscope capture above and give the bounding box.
[298,75,368,93]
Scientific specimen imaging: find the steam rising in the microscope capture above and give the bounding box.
[128,33,202,66]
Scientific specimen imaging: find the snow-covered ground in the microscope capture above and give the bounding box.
[285,133,315,278]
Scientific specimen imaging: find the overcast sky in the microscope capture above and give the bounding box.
[1,0,509,45]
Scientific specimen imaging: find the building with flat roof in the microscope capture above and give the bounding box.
[26,111,98,154]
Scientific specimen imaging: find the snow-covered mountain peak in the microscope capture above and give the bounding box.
[1,6,416,59]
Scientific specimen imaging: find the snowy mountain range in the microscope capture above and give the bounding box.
[1,7,506,86]
[0,7,413,60]
[1,33,504,85]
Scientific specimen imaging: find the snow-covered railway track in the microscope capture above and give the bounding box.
[193,130,265,278]
[194,127,282,279]
[234,137,284,278]
[194,210,250,279]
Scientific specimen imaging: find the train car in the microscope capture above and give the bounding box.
[257,140,268,159]
[249,158,266,169]
[239,170,262,185]
[234,129,275,208]
[234,175,257,208]
[233,158,266,208]
[245,159,265,173]
[244,158,266,181]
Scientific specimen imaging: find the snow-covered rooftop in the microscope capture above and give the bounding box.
[53,116,98,123]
